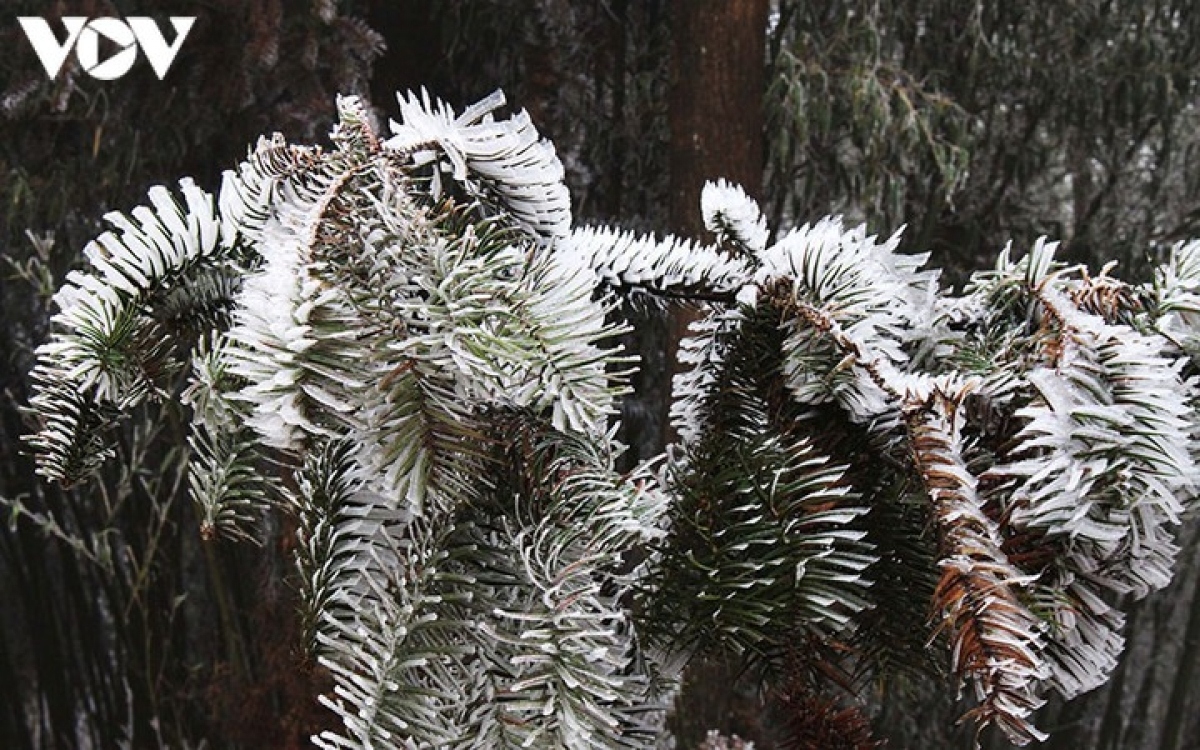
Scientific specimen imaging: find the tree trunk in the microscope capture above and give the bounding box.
[664,1,770,746]
[663,0,769,444]
[668,0,769,236]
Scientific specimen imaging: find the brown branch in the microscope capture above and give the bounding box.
[905,393,1047,746]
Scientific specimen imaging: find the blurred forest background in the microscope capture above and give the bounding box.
[3,1,1200,748]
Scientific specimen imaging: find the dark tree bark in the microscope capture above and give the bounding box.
[668,0,769,236]
[663,0,769,443]
[663,2,771,746]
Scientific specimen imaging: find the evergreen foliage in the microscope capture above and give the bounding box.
[25,89,1200,748]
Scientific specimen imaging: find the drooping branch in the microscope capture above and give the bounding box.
[905,385,1047,746]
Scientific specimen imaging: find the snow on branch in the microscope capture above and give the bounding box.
[756,218,940,424]
[701,179,769,255]
[905,385,1047,746]
[565,225,751,299]
[28,178,235,483]
[386,89,571,242]
[24,88,1200,749]
[1149,239,1200,357]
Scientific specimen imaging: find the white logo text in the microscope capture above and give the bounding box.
[19,17,196,81]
